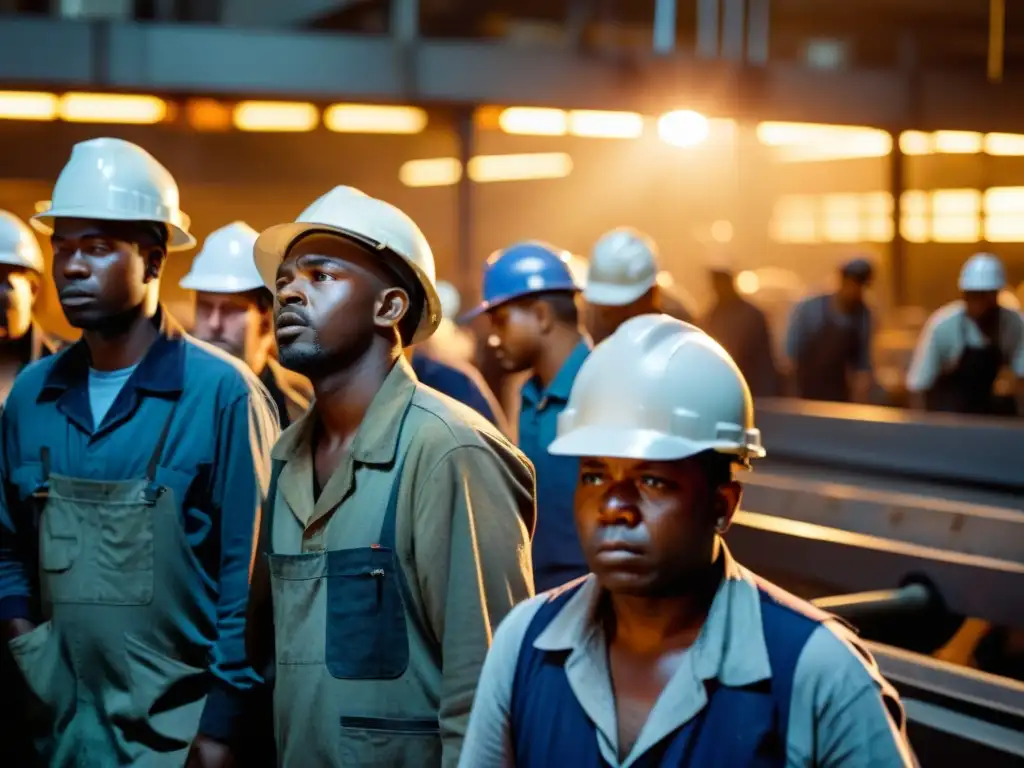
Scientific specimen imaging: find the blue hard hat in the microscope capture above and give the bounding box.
[462,240,579,320]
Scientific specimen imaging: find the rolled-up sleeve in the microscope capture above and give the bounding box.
[414,443,535,768]
[198,389,278,742]
[0,404,31,622]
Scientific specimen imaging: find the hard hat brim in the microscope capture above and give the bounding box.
[179,272,268,294]
[0,251,43,273]
[959,279,1006,292]
[254,221,442,345]
[31,207,197,252]
[583,277,656,307]
[549,425,765,462]
[457,284,582,324]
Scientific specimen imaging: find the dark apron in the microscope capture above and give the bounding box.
[924,316,1015,416]
[795,308,861,402]
[7,401,210,766]
[267,450,442,767]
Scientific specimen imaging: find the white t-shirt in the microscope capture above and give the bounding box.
[906,301,1024,392]
[88,364,139,428]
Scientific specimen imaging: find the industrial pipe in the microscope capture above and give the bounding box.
[812,582,933,623]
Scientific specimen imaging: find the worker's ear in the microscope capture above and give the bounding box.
[26,270,41,301]
[375,287,409,332]
[532,298,555,334]
[712,481,742,535]
[142,247,166,282]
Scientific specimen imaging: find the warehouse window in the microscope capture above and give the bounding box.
[821,194,862,242]
[862,191,894,242]
[931,189,981,243]
[900,191,929,243]
[770,195,819,243]
[984,187,1024,242]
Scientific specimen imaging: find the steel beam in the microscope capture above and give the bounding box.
[756,400,1024,491]
[5,17,1024,131]
[866,642,1024,764]
[727,510,1024,626]
[741,471,1024,561]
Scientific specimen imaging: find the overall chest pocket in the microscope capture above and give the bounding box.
[325,547,410,680]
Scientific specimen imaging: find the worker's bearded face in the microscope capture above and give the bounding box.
[573,455,740,596]
[193,290,270,372]
[0,265,38,342]
[50,218,164,332]
[273,234,404,379]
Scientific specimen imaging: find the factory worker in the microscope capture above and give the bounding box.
[244,186,535,767]
[463,241,590,592]
[584,227,696,345]
[701,252,781,397]
[785,257,875,402]
[0,138,279,768]
[181,221,312,427]
[461,314,916,768]
[907,252,1024,416]
[0,211,62,402]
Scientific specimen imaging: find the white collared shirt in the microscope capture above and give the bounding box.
[459,546,916,768]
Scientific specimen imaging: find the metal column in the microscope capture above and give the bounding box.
[456,109,476,304]
[889,134,906,307]
[653,0,678,54]
[696,0,720,58]
[390,0,418,43]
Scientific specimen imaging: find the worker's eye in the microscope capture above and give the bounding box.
[85,242,112,256]
[639,475,670,490]
[580,472,604,486]
[313,271,334,282]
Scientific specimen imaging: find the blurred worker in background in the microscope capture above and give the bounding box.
[465,241,590,592]
[785,257,875,403]
[701,254,781,397]
[461,315,915,768]
[245,187,535,768]
[584,227,695,345]
[0,138,278,768]
[181,221,312,427]
[406,278,509,433]
[906,252,1024,416]
[0,211,61,402]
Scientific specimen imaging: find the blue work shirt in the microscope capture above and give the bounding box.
[519,340,590,592]
[411,349,510,435]
[0,309,279,741]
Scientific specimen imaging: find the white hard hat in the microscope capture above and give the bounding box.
[549,314,764,463]
[0,210,44,273]
[180,221,263,294]
[254,186,441,344]
[31,138,194,251]
[958,252,1006,292]
[436,280,461,321]
[585,227,659,306]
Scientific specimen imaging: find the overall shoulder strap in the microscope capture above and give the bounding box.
[756,582,826,751]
